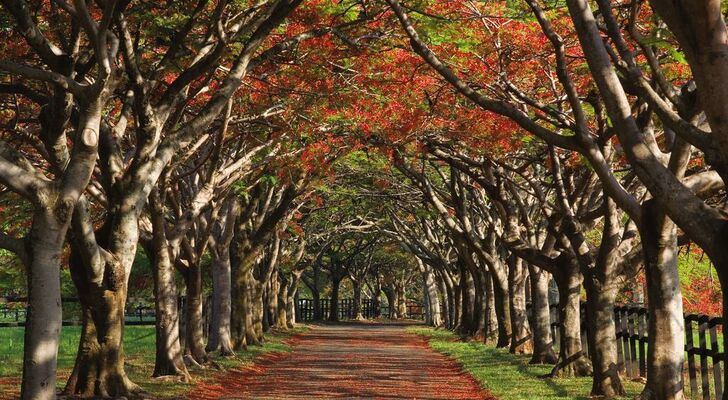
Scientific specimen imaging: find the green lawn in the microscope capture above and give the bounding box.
[408,326,645,400]
[0,325,307,398]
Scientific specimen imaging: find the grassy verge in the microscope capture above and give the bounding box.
[408,326,645,400]
[0,325,308,398]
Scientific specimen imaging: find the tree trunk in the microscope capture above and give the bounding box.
[422,265,443,327]
[584,275,624,397]
[528,265,557,364]
[550,257,592,378]
[452,273,462,329]
[21,214,65,400]
[150,221,189,379]
[639,201,685,400]
[509,257,531,354]
[65,209,143,398]
[435,272,451,328]
[251,279,265,344]
[184,262,208,364]
[286,271,302,327]
[384,287,397,319]
[473,269,487,335]
[485,272,498,342]
[208,252,234,356]
[312,288,322,321]
[277,275,289,329]
[329,277,342,322]
[353,280,364,320]
[265,274,279,331]
[63,287,138,397]
[493,276,512,348]
[396,283,408,319]
[458,268,475,334]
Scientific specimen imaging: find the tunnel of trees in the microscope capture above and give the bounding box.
[0,0,727,399]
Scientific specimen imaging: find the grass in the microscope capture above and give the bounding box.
[0,325,307,398]
[408,326,645,400]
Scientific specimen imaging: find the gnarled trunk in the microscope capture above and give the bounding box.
[63,287,138,397]
[65,216,140,397]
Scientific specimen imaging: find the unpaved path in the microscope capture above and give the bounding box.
[190,322,495,399]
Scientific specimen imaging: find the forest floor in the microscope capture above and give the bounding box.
[188,321,495,399]
[408,326,646,400]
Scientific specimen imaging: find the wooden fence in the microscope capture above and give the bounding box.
[541,304,724,399]
[0,297,164,327]
[295,298,424,322]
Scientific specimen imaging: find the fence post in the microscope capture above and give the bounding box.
[710,317,723,400]
[699,315,710,400]
[638,308,647,378]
